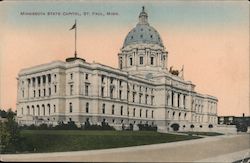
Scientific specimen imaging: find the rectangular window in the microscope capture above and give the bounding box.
[70,85,73,95]
[121,106,123,115]
[44,89,46,96]
[86,103,89,113]
[112,105,115,115]
[146,110,148,118]
[133,108,136,117]
[130,58,133,66]
[85,85,89,96]
[119,90,122,99]
[69,103,72,113]
[54,85,57,93]
[101,75,105,83]
[85,74,88,80]
[145,95,148,104]
[101,87,104,97]
[38,89,41,97]
[150,57,154,65]
[102,104,105,114]
[151,96,154,105]
[110,88,113,99]
[48,74,51,83]
[152,110,154,118]
[140,56,143,65]
[132,93,135,102]
[33,90,36,97]
[49,88,51,96]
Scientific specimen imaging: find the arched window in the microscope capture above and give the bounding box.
[139,109,142,117]
[37,105,40,116]
[47,104,51,115]
[133,108,136,117]
[27,106,30,115]
[32,105,35,115]
[42,105,45,116]
[86,102,89,113]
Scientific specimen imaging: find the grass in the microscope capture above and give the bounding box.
[180,131,224,136]
[19,130,201,153]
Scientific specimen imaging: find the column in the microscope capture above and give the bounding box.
[180,94,184,108]
[167,91,172,106]
[173,92,178,107]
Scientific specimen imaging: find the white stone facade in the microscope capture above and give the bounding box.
[16,7,218,132]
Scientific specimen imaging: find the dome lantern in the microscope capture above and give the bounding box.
[139,6,148,25]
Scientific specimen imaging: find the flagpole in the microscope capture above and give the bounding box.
[75,19,77,58]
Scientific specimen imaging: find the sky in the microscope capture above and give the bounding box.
[0,0,249,116]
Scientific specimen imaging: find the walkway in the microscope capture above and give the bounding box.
[1,134,250,162]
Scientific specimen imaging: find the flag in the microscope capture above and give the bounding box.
[69,23,76,30]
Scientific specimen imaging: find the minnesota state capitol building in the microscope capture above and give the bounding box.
[17,7,218,132]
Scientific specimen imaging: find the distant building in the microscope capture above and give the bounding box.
[218,115,250,126]
[16,7,218,132]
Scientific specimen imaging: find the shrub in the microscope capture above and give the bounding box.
[137,124,157,131]
[170,123,180,131]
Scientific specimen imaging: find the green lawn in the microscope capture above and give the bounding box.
[19,130,201,153]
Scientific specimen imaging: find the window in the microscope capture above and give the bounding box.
[33,90,36,97]
[37,106,40,116]
[145,95,148,104]
[70,85,73,95]
[49,88,51,96]
[110,77,114,84]
[172,92,174,106]
[48,74,51,83]
[42,105,45,115]
[140,56,143,65]
[48,104,51,115]
[177,94,180,107]
[85,74,88,80]
[101,75,105,83]
[119,80,122,87]
[183,95,186,108]
[102,104,105,114]
[86,103,89,113]
[133,108,136,117]
[85,85,89,96]
[27,106,30,115]
[54,85,57,93]
[150,57,154,65]
[112,105,115,115]
[132,92,135,102]
[152,110,154,118]
[130,58,133,66]
[43,89,46,96]
[139,109,142,117]
[69,103,72,113]
[121,106,123,115]
[146,110,148,118]
[101,87,104,97]
[54,105,56,113]
[38,89,41,97]
[70,73,73,80]
[32,106,35,115]
[151,96,154,105]
[119,90,122,99]
[139,94,142,104]
[21,108,23,115]
[110,88,114,99]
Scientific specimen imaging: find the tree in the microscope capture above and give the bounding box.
[0,109,21,153]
